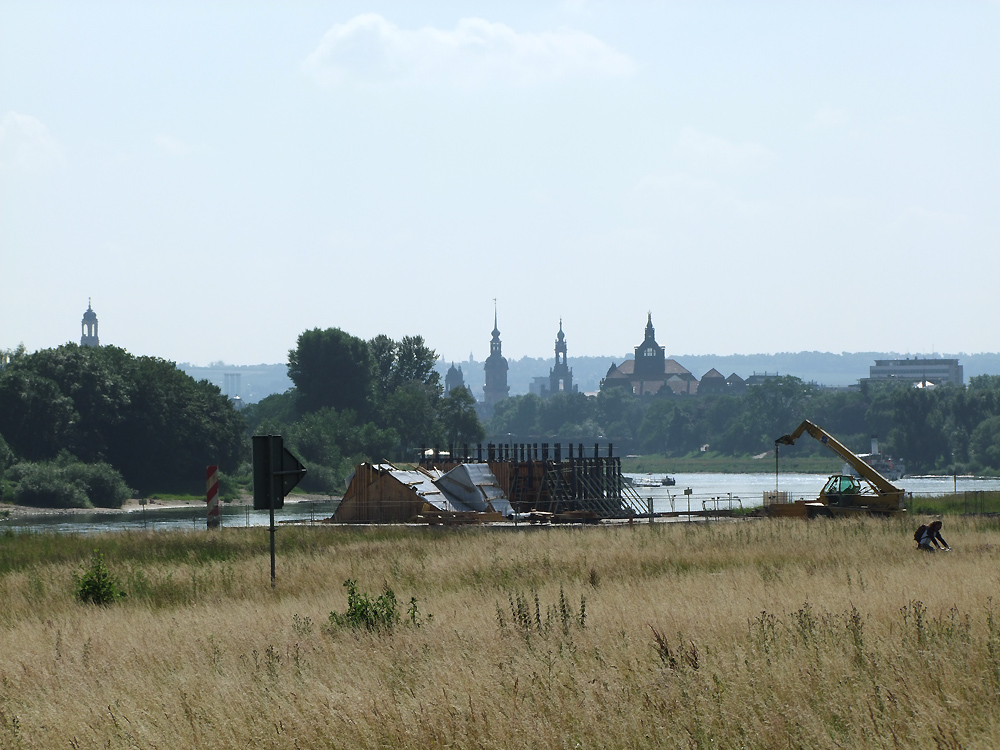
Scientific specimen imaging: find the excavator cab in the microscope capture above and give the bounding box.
[820,475,864,506]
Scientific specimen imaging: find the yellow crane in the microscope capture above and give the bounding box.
[767,420,906,518]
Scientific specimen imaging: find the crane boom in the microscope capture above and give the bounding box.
[774,420,904,514]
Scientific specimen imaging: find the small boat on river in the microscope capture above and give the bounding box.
[628,474,676,488]
[841,437,905,481]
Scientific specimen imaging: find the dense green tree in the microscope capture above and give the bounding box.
[393,336,440,392]
[637,399,676,453]
[886,386,942,471]
[369,334,398,403]
[281,407,398,492]
[0,432,13,475]
[288,328,374,416]
[536,392,594,436]
[384,381,443,457]
[489,394,542,439]
[0,369,77,460]
[970,416,1000,472]
[595,388,644,441]
[439,386,485,448]
[479,371,1000,473]
[0,344,245,495]
[241,390,298,434]
[369,334,441,408]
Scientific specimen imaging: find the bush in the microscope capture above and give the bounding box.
[219,464,250,502]
[65,461,132,508]
[298,463,345,495]
[328,579,400,633]
[0,432,14,474]
[12,467,90,508]
[73,550,127,605]
[8,458,131,509]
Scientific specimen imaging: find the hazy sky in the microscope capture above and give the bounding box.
[2,2,998,366]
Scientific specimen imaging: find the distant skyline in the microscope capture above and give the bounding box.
[2,2,998,366]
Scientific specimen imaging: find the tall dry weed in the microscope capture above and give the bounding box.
[0,517,998,748]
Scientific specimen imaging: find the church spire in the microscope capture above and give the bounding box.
[548,319,574,396]
[81,300,100,348]
[483,302,509,412]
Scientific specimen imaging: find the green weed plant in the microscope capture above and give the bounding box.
[328,579,401,633]
[73,549,126,606]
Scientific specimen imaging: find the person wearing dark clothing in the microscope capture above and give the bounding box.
[915,520,950,552]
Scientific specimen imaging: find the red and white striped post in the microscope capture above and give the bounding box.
[206,465,221,529]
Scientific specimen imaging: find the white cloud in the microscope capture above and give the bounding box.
[672,127,775,173]
[153,133,191,156]
[301,14,637,88]
[0,111,63,173]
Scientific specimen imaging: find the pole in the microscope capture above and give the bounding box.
[772,443,783,510]
[206,465,220,530]
[270,457,277,588]
[270,496,276,588]
[265,436,277,588]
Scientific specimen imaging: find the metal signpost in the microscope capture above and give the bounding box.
[252,435,307,588]
[206,465,221,529]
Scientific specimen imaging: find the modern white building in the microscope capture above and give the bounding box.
[867,358,963,386]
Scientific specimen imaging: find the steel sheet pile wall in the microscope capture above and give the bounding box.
[425,443,646,519]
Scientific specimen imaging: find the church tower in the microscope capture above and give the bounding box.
[445,362,465,395]
[81,300,100,348]
[633,312,665,380]
[483,308,509,413]
[548,319,575,395]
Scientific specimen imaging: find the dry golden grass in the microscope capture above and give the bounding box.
[1,517,999,749]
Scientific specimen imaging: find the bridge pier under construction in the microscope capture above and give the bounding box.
[419,442,648,520]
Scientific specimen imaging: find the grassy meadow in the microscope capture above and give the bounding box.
[1,516,999,749]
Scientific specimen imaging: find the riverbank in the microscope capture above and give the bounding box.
[0,493,337,520]
[622,453,841,474]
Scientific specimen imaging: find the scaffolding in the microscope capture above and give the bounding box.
[420,442,647,519]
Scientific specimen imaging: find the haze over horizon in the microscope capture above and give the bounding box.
[3,3,997,366]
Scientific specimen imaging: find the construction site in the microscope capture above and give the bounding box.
[332,443,651,524]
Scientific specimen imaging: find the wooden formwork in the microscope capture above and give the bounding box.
[422,453,645,519]
[333,464,438,524]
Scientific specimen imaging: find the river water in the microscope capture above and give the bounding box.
[2,498,341,535]
[626,473,1000,514]
[3,474,999,534]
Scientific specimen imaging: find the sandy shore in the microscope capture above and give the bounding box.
[1,494,339,520]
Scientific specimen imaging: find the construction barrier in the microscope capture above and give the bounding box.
[207,465,220,529]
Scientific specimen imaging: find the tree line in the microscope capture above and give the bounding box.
[0,343,246,506]
[0,329,485,506]
[4,335,999,509]
[486,376,1000,475]
[241,328,484,493]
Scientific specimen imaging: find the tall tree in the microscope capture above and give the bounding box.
[369,334,398,403]
[0,344,245,494]
[439,386,485,447]
[288,328,374,416]
[393,335,441,392]
[383,381,443,457]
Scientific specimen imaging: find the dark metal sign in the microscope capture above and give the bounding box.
[252,435,307,587]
